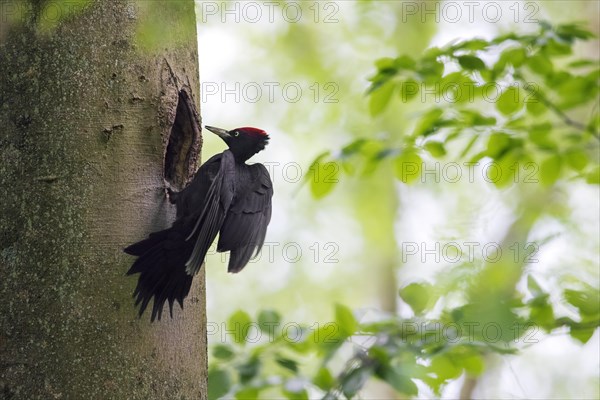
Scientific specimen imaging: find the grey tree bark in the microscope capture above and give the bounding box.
[0,1,207,399]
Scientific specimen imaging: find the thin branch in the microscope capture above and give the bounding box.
[519,78,600,141]
[506,358,529,398]
[533,89,590,131]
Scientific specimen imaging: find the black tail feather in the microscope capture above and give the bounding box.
[124,230,169,256]
[125,226,194,322]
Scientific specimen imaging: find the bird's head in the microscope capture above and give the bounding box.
[205,126,269,162]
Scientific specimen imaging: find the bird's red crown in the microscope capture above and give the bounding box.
[237,127,268,138]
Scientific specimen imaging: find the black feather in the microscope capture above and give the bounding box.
[217,164,273,272]
[125,128,273,321]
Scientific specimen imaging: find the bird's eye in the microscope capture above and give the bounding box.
[233,131,240,137]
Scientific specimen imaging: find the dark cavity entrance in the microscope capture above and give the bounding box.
[164,89,201,190]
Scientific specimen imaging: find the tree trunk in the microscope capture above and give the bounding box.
[0,1,207,399]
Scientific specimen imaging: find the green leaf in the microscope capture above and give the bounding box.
[399,282,434,315]
[503,47,527,66]
[468,151,487,164]
[450,301,523,344]
[424,141,446,158]
[539,154,562,186]
[237,356,260,384]
[340,139,367,157]
[311,323,341,347]
[383,367,418,395]
[283,386,309,400]
[565,287,600,317]
[413,108,444,137]
[492,149,521,188]
[335,303,357,338]
[542,38,572,56]
[439,72,475,103]
[399,79,419,102]
[495,47,527,72]
[276,356,299,373]
[527,53,553,76]
[557,76,595,109]
[452,38,489,51]
[369,80,396,117]
[375,57,397,70]
[461,353,485,376]
[395,55,417,69]
[556,24,596,41]
[478,68,496,83]
[569,59,598,68]
[490,32,520,44]
[524,87,546,116]
[368,345,390,364]
[309,160,340,199]
[430,354,462,380]
[564,318,598,344]
[570,326,596,344]
[547,71,572,87]
[235,388,260,400]
[423,46,444,59]
[368,73,394,93]
[457,55,486,70]
[313,367,335,391]
[212,344,235,361]
[460,110,496,126]
[258,309,281,334]
[486,132,512,159]
[358,141,389,175]
[472,114,497,126]
[565,149,589,171]
[530,299,555,330]
[527,280,556,331]
[393,151,422,184]
[208,369,231,400]
[526,97,547,116]
[496,87,522,115]
[228,310,253,345]
[419,57,444,83]
[308,320,344,361]
[528,123,555,149]
[445,347,485,376]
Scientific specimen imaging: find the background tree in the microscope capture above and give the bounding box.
[0,1,207,398]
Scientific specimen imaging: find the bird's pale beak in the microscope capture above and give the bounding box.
[205,126,229,140]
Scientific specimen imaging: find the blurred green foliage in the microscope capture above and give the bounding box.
[135,1,197,52]
[0,0,92,35]
[209,21,599,399]
[311,22,599,197]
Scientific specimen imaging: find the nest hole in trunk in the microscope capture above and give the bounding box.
[164,88,201,190]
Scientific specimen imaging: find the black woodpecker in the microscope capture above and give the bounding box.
[125,126,273,321]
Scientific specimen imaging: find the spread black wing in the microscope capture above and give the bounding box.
[184,150,235,275]
[217,163,273,272]
[124,151,236,321]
